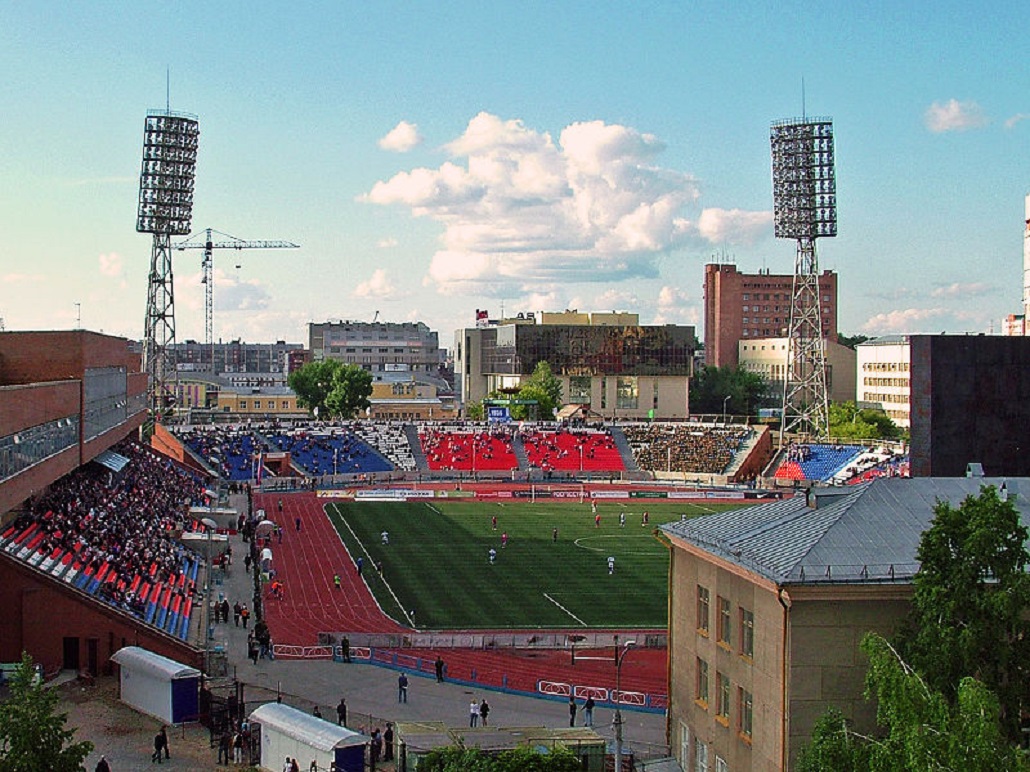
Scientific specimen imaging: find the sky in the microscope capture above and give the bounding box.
[2,2,1029,349]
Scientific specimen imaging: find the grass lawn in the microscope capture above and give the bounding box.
[325,499,740,629]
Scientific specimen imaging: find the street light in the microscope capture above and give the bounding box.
[201,516,218,674]
[722,395,731,425]
[613,639,636,772]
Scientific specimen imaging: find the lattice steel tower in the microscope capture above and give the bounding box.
[137,110,199,424]
[770,118,837,441]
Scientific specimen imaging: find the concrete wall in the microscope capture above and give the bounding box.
[0,331,136,386]
[786,587,911,766]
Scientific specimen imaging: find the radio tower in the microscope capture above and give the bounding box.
[770,117,837,441]
[137,110,199,426]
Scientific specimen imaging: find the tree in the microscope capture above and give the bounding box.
[287,360,373,419]
[525,361,563,413]
[898,484,1030,742]
[420,745,582,772]
[0,652,94,772]
[797,633,1028,771]
[689,366,770,416]
[837,333,870,350]
[828,401,902,441]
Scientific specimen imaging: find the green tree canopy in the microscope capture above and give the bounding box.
[837,333,871,350]
[0,652,94,772]
[898,484,1030,742]
[420,745,583,772]
[828,401,902,441]
[797,633,1028,771]
[689,365,770,416]
[287,360,373,419]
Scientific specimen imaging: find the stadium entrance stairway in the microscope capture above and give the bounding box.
[511,434,530,469]
[609,427,639,474]
[404,424,431,472]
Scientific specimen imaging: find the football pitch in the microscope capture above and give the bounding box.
[325,498,741,630]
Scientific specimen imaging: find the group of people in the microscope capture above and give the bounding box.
[624,423,750,474]
[519,427,620,472]
[420,428,517,471]
[468,698,491,727]
[14,440,207,621]
[217,719,252,765]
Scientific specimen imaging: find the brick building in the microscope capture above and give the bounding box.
[703,264,838,369]
[0,330,200,673]
[661,477,1028,770]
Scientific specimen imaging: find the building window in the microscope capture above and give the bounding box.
[694,739,708,772]
[239,400,247,409]
[738,688,753,740]
[740,608,754,658]
[616,376,639,410]
[252,400,261,409]
[715,757,728,772]
[696,657,709,705]
[697,586,710,634]
[716,672,731,722]
[569,376,591,403]
[718,597,732,646]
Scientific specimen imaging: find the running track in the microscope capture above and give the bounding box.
[257,491,668,697]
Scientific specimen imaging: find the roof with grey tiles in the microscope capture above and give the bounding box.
[660,477,1029,585]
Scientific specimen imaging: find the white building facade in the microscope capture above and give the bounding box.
[855,335,911,428]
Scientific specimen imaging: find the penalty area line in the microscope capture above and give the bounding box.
[544,592,587,627]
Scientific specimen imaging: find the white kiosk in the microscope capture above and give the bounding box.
[109,646,200,724]
[249,702,368,772]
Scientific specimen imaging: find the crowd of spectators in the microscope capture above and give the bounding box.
[519,427,624,472]
[420,428,518,471]
[267,430,391,476]
[623,423,751,475]
[179,426,269,481]
[7,440,207,621]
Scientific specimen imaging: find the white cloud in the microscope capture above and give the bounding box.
[924,99,988,133]
[98,252,122,277]
[378,121,423,152]
[376,237,398,249]
[362,112,767,297]
[697,208,773,245]
[929,281,991,298]
[652,285,698,325]
[593,288,640,309]
[861,307,949,334]
[1004,113,1030,130]
[353,268,409,299]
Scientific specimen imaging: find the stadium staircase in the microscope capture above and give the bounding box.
[511,435,530,469]
[609,427,639,473]
[403,424,431,472]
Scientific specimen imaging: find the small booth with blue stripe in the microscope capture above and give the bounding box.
[109,646,200,725]
[249,702,369,772]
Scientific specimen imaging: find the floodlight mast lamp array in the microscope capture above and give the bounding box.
[137,110,199,426]
[770,118,836,443]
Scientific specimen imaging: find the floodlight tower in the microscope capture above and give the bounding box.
[770,117,837,441]
[137,110,200,424]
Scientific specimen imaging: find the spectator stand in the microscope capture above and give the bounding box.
[0,440,209,642]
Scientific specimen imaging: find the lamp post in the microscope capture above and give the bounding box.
[201,516,218,674]
[723,395,731,425]
[613,639,636,772]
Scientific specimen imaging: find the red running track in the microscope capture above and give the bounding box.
[256,491,668,697]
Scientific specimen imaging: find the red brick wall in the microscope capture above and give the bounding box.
[0,331,136,386]
[0,381,80,435]
[0,556,201,674]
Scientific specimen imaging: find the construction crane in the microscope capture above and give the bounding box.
[174,228,299,370]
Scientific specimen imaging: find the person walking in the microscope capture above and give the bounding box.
[383,723,394,761]
[336,697,347,726]
[94,755,111,772]
[584,696,595,726]
[397,672,408,703]
[568,696,577,727]
[479,699,491,726]
[434,656,445,682]
[150,727,164,763]
[469,699,479,727]
[341,636,351,662]
[233,601,242,626]
[240,604,250,628]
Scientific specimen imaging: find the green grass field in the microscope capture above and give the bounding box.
[325,499,740,630]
